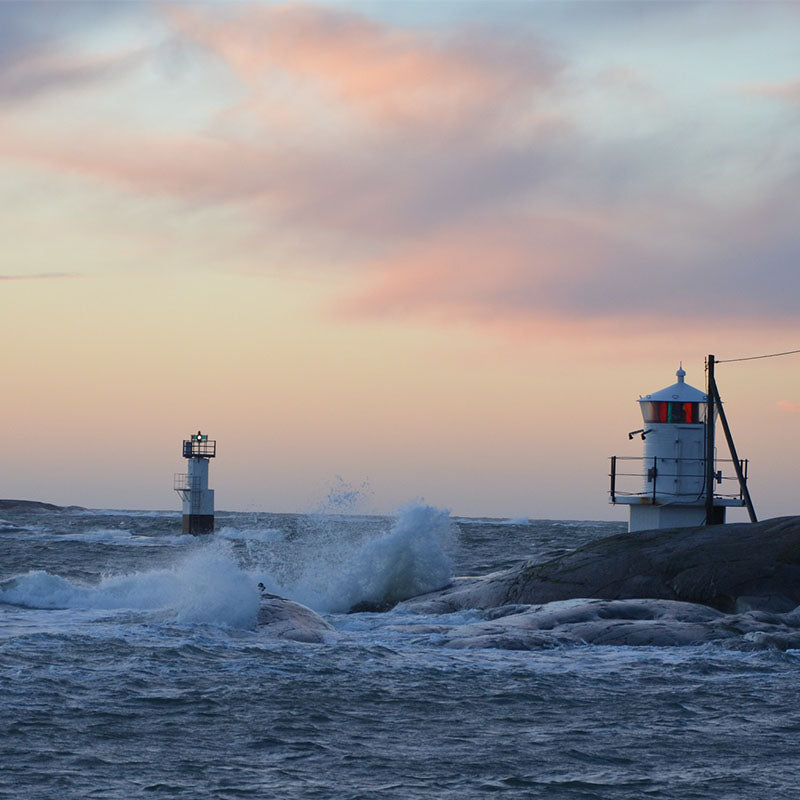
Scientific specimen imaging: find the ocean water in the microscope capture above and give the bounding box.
[2,505,799,799]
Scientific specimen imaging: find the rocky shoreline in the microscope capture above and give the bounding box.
[377,516,800,650]
[399,516,800,616]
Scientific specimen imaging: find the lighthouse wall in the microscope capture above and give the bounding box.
[182,457,215,534]
[641,424,706,503]
[628,504,721,533]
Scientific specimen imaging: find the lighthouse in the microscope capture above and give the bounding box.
[610,366,750,532]
[174,431,216,534]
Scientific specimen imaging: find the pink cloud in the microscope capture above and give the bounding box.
[776,400,800,414]
[332,212,640,322]
[169,4,558,131]
[1,2,798,333]
[739,79,800,104]
[0,5,562,230]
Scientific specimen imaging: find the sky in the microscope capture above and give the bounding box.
[1,0,799,520]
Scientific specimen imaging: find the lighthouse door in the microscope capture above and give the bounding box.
[675,427,704,502]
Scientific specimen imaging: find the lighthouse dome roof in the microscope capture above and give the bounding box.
[638,366,707,404]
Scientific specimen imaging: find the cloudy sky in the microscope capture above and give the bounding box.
[1,0,798,518]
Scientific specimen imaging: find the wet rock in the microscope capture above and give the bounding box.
[424,597,800,651]
[439,599,730,649]
[400,516,800,615]
[257,595,336,643]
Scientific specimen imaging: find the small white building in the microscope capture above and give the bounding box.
[174,431,216,534]
[610,367,748,532]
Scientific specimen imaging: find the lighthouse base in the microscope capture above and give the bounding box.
[182,514,215,535]
[627,503,725,533]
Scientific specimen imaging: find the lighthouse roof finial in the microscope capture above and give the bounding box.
[639,363,707,403]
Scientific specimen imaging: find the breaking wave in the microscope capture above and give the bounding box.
[257,503,456,613]
[0,543,260,629]
[0,503,456,627]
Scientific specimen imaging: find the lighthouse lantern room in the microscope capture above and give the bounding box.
[610,365,751,532]
[174,431,216,534]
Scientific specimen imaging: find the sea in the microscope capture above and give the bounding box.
[2,503,799,800]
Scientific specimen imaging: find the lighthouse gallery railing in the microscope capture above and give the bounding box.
[609,455,749,505]
[174,473,202,492]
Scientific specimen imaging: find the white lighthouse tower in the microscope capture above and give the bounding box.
[174,431,216,534]
[610,366,749,532]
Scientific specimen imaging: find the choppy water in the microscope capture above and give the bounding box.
[2,505,799,799]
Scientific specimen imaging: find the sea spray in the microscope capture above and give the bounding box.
[262,503,457,613]
[173,543,260,628]
[317,476,374,515]
[0,541,260,629]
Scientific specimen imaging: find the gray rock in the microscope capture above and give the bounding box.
[440,599,734,649]
[400,516,800,615]
[415,597,800,651]
[257,594,336,643]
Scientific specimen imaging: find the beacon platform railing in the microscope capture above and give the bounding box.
[182,438,216,458]
[174,473,202,492]
[609,456,749,505]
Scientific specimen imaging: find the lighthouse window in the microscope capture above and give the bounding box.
[666,402,706,423]
[641,401,704,424]
[641,401,669,422]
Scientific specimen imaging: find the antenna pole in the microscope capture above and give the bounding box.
[705,354,716,524]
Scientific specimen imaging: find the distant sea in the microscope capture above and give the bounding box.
[2,504,798,799]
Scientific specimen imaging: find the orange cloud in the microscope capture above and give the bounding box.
[0,272,80,281]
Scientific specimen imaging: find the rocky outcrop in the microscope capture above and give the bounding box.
[0,499,85,512]
[257,594,336,643]
[399,516,800,615]
[386,598,800,651]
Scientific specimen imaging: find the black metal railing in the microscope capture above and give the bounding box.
[182,438,216,458]
[609,455,748,504]
[174,473,202,492]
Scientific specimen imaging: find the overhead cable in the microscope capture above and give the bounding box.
[716,348,800,364]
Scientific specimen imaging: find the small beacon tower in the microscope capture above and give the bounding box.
[610,367,748,532]
[174,431,216,534]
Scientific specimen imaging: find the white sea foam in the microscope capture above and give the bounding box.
[217,526,286,544]
[59,527,135,543]
[45,527,184,546]
[258,503,456,614]
[76,509,178,518]
[0,542,260,629]
[0,519,43,535]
